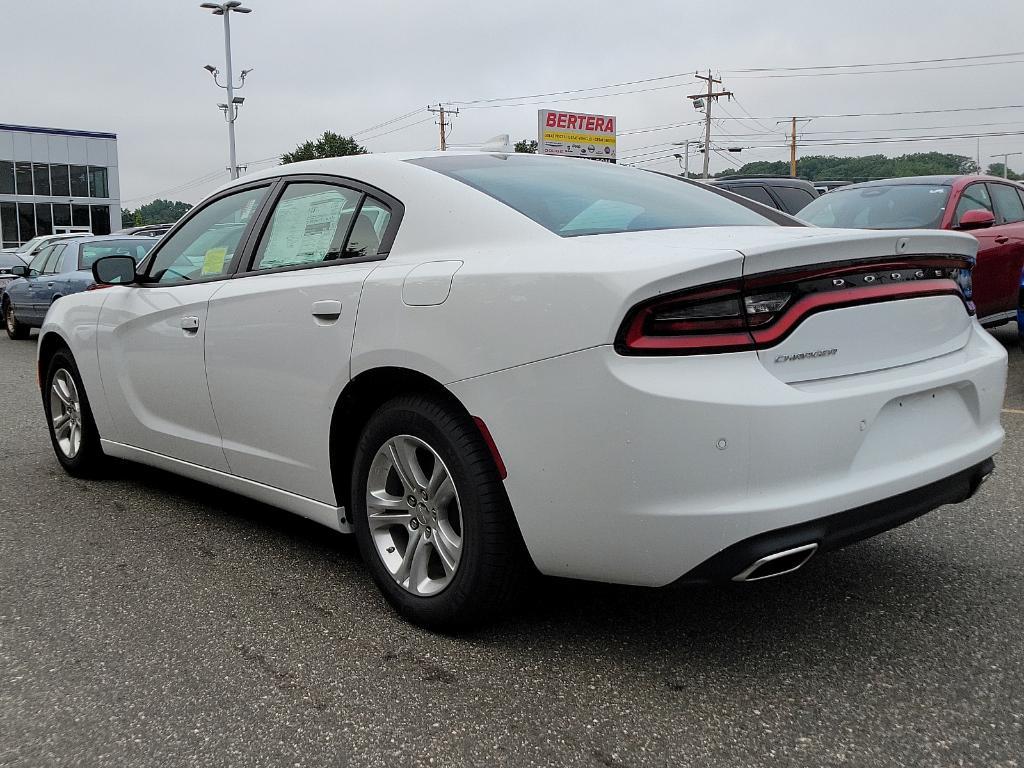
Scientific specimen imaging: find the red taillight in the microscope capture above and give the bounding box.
[616,256,974,356]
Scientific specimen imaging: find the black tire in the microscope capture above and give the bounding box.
[42,349,105,477]
[351,394,527,631]
[4,301,30,340]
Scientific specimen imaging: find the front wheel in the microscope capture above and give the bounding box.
[5,302,29,340]
[351,394,527,630]
[43,350,105,476]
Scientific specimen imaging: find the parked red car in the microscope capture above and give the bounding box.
[799,174,1024,327]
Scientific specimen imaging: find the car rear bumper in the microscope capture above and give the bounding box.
[448,321,1007,586]
[676,457,993,584]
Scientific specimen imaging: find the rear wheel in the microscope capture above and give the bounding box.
[351,394,527,630]
[43,350,105,476]
[5,301,29,340]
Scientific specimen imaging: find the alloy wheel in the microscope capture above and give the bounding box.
[49,369,83,459]
[365,434,463,596]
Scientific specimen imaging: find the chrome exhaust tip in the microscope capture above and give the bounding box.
[732,542,818,582]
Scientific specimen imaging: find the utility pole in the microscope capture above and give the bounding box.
[688,72,732,179]
[777,117,811,178]
[990,151,1023,178]
[428,104,459,151]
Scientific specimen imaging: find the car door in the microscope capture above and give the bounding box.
[952,183,1002,319]
[29,245,65,320]
[985,182,1024,319]
[204,178,400,503]
[6,247,50,322]
[95,183,271,469]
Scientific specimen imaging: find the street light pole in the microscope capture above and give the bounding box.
[989,151,1023,178]
[200,2,252,180]
[222,8,238,180]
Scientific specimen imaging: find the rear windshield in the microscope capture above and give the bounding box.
[409,155,774,237]
[79,240,155,269]
[799,184,951,229]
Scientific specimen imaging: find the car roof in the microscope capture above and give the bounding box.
[710,176,817,190]
[836,174,1021,191]
[54,235,158,249]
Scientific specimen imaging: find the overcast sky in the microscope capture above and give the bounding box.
[6,0,1024,206]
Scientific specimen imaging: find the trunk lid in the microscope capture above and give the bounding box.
[738,228,977,383]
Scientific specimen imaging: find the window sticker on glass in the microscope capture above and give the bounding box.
[256,185,361,270]
[202,246,227,275]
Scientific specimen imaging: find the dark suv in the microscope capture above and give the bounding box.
[709,176,819,215]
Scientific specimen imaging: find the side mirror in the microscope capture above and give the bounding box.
[957,209,995,230]
[92,255,137,285]
[11,265,28,278]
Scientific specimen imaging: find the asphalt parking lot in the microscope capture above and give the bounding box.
[1,327,1021,768]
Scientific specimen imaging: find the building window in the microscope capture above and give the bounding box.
[1,202,18,246]
[18,203,36,241]
[70,165,89,197]
[15,162,33,196]
[51,164,71,197]
[72,204,90,228]
[33,164,51,197]
[53,203,72,229]
[35,203,53,236]
[90,205,111,235]
[88,166,108,198]
[0,161,14,195]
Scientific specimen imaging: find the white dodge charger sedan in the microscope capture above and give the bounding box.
[37,152,1007,629]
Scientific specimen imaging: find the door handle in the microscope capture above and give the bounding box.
[994,236,1010,244]
[180,315,200,332]
[46,282,55,288]
[311,300,342,319]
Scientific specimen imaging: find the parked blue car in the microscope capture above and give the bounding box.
[3,236,155,340]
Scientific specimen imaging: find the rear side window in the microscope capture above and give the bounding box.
[344,198,392,258]
[252,183,362,271]
[989,183,1024,224]
[954,184,993,226]
[773,186,815,214]
[728,185,778,209]
[409,154,773,237]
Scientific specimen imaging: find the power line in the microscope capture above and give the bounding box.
[726,58,1024,80]
[727,50,1024,74]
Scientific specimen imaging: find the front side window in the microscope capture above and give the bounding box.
[409,154,772,237]
[80,239,154,269]
[799,184,951,229]
[146,186,266,284]
[43,244,65,274]
[252,183,362,271]
[28,246,53,274]
[989,183,1024,224]
[954,184,993,226]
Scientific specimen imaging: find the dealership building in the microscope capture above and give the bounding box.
[0,123,121,248]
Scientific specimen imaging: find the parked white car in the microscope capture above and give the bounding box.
[37,152,1007,628]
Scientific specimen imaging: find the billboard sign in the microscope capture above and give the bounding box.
[538,110,616,162]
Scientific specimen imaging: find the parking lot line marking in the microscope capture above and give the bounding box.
[1003,408,1024,415]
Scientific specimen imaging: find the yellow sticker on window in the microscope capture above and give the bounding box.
[201,247,227,275]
